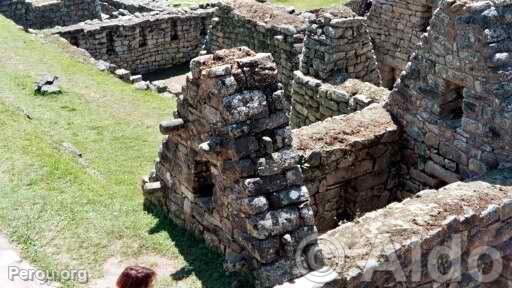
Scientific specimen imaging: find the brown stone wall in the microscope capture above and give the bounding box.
[367,0,433,88]
[55,9,214,74]
[207,1,306,98]
[300,9,381,86]
[387,0,512,194]
[0,0,101,29]
[323,168,512,287]
[293,104,401,232]
[142,48,318,288]
[290,71,389,128]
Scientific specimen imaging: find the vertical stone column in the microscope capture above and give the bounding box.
[143,47,318,287]
[300,8,381,86]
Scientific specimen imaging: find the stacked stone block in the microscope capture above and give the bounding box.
[293,104,401,232]
[55,9,214,74]
[299,8,381,86]
[0,0,101,29]
[142,48,318,287]
[367,0,433,88]
[290,71,389,128]
[207,1,306,98]
[387,0,512,194]
[323,168,512,287]
[290,8,383,128]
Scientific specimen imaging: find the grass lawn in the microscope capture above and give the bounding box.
[0,16,239,288]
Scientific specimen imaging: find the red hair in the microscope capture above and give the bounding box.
[116,266,156,288]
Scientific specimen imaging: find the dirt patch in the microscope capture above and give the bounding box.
[334,78,390,102]
[229,0,306,28]
[293,104,396,155]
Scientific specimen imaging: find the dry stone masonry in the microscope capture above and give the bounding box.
[290,72,389,128]
[142,48,318,288]
[367,0,434,88]
[293,105,401,232]
[299,8,380,86]
[387,0,512,194]
[207,0,307,97]
[322,168,512,287]
[55,9,214,74]
[0,0,101,29]
[6,0,512,287]
[290,7,384,128]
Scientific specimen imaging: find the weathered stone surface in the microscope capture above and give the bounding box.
[143,48,316,287]
[0,0,101,29]
[34,74,62,95]
[323,169,512,288]
[54,9,215,74]
[293,104,400,232]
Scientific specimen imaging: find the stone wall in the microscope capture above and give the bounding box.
[290,71,389,128]
[300,8,380,86]
[142,48,318,288]
[55,9,214,74]
[367,0,433,88]
[387,0,512,194]
[0,0,101,29]
[293,104,401,232]
[207,0,307,97]
[323,168,512,287]
[290,8,383,128]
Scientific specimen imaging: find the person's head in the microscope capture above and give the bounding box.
[116,266,156,288]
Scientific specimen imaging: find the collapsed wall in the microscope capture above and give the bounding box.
[55,9,214,74]
[207,0,307,97]
[0,0,101,29]
[323,168,512,287]
[387,0,512,193]
[142,48,318,287]
[367,0,433,88]
[293,104,401,232]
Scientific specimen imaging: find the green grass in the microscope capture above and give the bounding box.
[0,17,240,288]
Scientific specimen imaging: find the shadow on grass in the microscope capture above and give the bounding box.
[147,207,254,288]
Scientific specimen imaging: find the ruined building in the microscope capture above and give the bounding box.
[3,0,512,287]
[0,0,101,29]
[367,0,434,88]
[143,47,318,287]
[143,0,512,287]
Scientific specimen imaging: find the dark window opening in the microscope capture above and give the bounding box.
[193,160,214,198]
[200,22,208,38]
[440,82,464,129]
[382,65,397,89]
[106,31,115,56]
[69,36,80,48]
[139,27,147,48]
[420,6,433,33]
[336,210,354,224]
[171,21,179,41]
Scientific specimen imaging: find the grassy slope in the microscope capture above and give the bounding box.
[0,17,235,288]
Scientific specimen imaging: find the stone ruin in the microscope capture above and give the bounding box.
[143,47,318,287]
[5,0,512,287]
[0,0,101,29]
